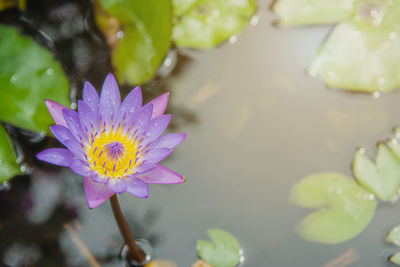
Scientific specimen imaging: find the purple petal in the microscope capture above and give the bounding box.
[125,177,149,198]
[149,92,169,119]
[36,148,74,167]
[135,164,185,184]
[63,109,88,144]
[141,148,172,164]
[78,100,99,135]
[115,86,142,127]
[92,174,109,183]
[82,81,99,113]
[70,159,92,177]
[106,178,127,193]
[127,103,153,138]
[149,133,187,149]
[133,163,155,175]
[99,73,121,127]
[49,125,85,160]
[84,177,114,209]
[141,114,171,146]
[45,99,68,127]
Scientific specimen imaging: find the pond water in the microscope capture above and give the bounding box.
[2,0,400,266]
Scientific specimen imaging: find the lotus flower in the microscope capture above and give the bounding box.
[37,73,186,208]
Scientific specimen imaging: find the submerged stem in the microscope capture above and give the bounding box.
[109,194,146,264]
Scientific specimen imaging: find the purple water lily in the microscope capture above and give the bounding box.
[37,73,186,208]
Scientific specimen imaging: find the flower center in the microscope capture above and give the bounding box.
[104,141,125,162]
[84,127,143,179]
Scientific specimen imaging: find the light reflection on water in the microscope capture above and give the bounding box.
[3,0,400,266]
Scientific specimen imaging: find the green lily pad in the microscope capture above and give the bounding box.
[386,127,400,159]
[98,0,172,85]
[172,0,197,16]
[309,1,400,93]
[390,253,400,266]
[353,144,400,201]
[273,0,357,26]
[0,125,21,183]
[172,0,255,49]
[0,25,70,133]
[291,172,377,244]
[387,225,400,246]
[196,229,241,267]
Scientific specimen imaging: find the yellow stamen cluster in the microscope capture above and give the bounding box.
[84,126,144,179]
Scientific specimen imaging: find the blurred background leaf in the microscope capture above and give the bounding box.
[0,0,25,12]
[274,0,400,93]
[291,172,376,244]
[273,0,357,26]
[0,24,70,134]
[172,0,197,16]
[172,0,255,49]
[0,125,21,183]
[97,0,172,85]
[387,225,400,265]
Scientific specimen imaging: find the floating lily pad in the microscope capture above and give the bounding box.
[291,172,376,244]
[172,0,255,49]
[353,144,400,201]
[0,125,21,183]
[387,225,400,246]
[390,252,400,266]
[0,25,70,133]
[98,0,172,85]
[386,127,400,159]
[196,229,241,267]
[172,0,197,16]
[273,0,356,26]
[309,1,400,93]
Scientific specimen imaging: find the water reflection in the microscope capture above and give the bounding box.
[0,176,77,266]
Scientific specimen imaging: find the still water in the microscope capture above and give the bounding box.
[2,0,400,266]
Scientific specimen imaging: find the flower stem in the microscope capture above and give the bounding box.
[109,194,146,264]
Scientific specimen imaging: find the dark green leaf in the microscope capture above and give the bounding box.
[0,25,70,133]
[0,125,21,183]
[98,0,172,84]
